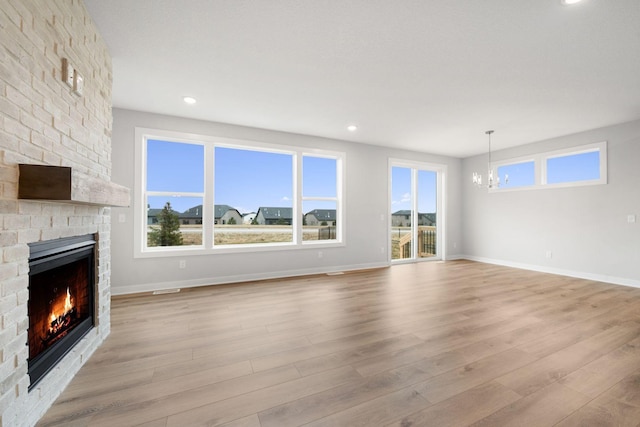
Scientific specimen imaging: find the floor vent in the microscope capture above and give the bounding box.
[152,288,181,295]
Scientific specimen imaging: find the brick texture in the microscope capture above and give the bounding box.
[0,0,113,425]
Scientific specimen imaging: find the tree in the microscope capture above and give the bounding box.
[148,202,183,246]
[227,217,237,225]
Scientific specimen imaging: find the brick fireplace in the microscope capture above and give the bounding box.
[27,234,96,391]
[0,1,123,425]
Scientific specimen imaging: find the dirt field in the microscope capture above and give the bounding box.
[149,227,408,257]
[150,226,322,247]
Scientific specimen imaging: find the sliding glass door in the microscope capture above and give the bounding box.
[390,161,444,262]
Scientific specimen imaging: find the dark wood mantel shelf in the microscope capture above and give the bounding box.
[18,164,130,207]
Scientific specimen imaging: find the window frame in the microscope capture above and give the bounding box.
[134,127,346,258]
[213,143,296,247]
[489,141,607,193]
[492,156,538,191]
[144,138,207,252]
[541,142,607,188]
[300,153,343,245]
[388,158,447,263]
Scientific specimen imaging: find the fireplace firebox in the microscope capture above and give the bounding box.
[28,234,96,390]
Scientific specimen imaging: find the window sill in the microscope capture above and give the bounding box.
[135,241,346,258]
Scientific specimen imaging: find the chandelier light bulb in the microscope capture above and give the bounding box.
[472,130,499,189]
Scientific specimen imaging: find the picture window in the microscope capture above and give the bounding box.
[135,128,345,257]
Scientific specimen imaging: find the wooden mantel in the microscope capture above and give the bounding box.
[18,164,130,207]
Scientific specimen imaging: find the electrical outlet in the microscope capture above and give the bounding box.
[546,250,553,259]
[380,246,385,254]
[318,251,323,259]
[628,214,636,223]
[73,71,84,96]
[118,213,126,223]
[179,260,186,269]
[62,58,74,87]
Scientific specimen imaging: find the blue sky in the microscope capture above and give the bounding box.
[147,140,338,213]
[148,139,599,213]
[214,147,293,214]
[497,161,535,188]
[391,167,437,213]
[547,151,600,184]
[497,150,600,188]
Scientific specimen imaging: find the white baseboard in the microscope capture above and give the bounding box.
[112,255,640,296]
[111,261,390,295]
[461,255,640,289]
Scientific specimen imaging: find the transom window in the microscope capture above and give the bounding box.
[496,160,536,189]
[134,128,344,257]
[544,148,602,185]
[489,141,606,192]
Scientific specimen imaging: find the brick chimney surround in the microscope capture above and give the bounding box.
[0,1,125,425]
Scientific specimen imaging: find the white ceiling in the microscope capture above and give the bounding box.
[84,0,640,158]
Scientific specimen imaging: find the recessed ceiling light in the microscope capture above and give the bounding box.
[561,0,583,5]
[347,125,358,132]
[183,96,196,104]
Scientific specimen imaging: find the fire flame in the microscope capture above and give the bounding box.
[49,288,72,324]
[48,287,74,336]
[64,287,72,312]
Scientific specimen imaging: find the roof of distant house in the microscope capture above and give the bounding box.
[182,205,203,218]
[214,204,239,218]
[146,208,164,217]
[305,209,336,221]
[392,210,436,217]
[148,204,242,218]
[257,207,293,220]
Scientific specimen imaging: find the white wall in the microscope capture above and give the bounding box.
[462,119,640,286]
[110,108,463,294]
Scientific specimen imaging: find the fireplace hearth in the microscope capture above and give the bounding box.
[28,235,96,390]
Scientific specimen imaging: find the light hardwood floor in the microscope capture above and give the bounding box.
[38,260,640,426]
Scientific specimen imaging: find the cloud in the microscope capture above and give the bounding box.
[281,196,290,201]
[392,192,411,205]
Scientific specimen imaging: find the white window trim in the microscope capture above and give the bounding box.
[134,127,346,258]
[541,141,607,188]
[491,156,538,191]
[489,141,607,193]
[299,152,344,246]
[388,158,447,263]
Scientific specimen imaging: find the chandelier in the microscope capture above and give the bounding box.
[472,130,506,189]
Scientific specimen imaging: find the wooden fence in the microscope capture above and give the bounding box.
[399,226,436,258]
[318,226,336,240]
